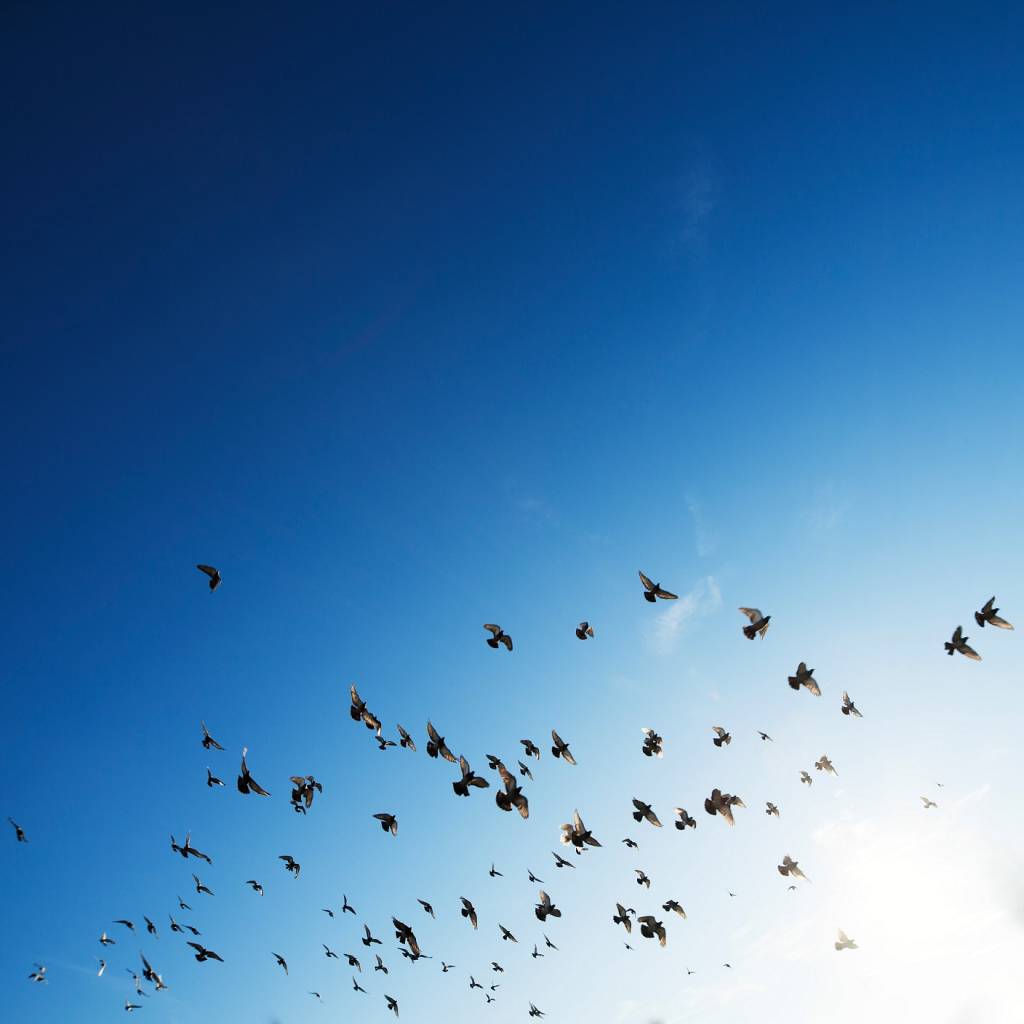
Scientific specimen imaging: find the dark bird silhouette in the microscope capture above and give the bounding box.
[236,747,271,796]
[8,818,27,843]
[453,755,490,797]
[498,923,517,942]
[673,808,697,831]
[426,721,457,763]
[469,976,483,990]
[206,767,224,787]
[799,770,813,786]
[632,799,663,827]
[460,897,478,929]
[491,961,504,973]
[245,879,263,895]
[362,924,381,947]
[534,890,561,922]
[841,691,863,717]
[778,855,808,881]
[528,870,544,883]
[739,606,770,639]
[529,1003,545,1018]
[575,621,595,640]
[375,731,397,751]
[757,731,773,742]
[113,919,135,932]
[787,662,821,696]
[517,759,534,780]
[375,954,388,974]
[342,895,356,914]
[272,952,288,974]
[639,570,678,602]
[196,564,221,591]
[560,809,600,851]
[187,942,224,963]
[374,813,399,836]
[28,964,47,983]
[349,684,381,731]
[975,597,1013,630]
[192,872,214,895]
[323,945,339,959]
[309,991,322,1001]
[168,915,183,933]
[489,863,503,877]
[183,925,201,936]
[143,916,158,937]
[520,739,541,760]
[279,854,301,878]
[344,952,362,970]
[532,944,544,959]
[552,850,576,869]
[483,624,513,651]
[99,931,116,946]
[622,837,639,848]
[124,999,142,1012]
[662,899,686,918]
[711,726,731,747]
[352,976,366,993]
[417,899,434,918]
[322,907,334,918]
[177,895,191,910]
[139,952,167,990]
[289,775,323,813]
[544,934,558,950]
[396,724,416,751]
[766,802,780,817]
[635,869,651,888]
[704,788,745,825]
[640,728,664,758]
[613,903,633,933]
[392,918,421,958]
[495,763,529,819]
[637,915,667,946]
[485,754,504,770]
[200,721,224,750]
[945,626,981,660]
[385,994,399,1017]
[550,730,577,765]
[170,832,212,864]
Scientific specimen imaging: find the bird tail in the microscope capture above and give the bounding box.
[944,643,955,655]
[974,611,986,627]
[632,811,643,822]
[713,737,723,747]
[742,623,757,638]
[453,781,468,797]
[486,638,499,648]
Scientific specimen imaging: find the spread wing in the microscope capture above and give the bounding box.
[638,570,655,591]
[738,607,762,623]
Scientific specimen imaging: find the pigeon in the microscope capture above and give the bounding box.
[491,962,504,973]
[800,771,813,785]
[236,747,271,796]
[945,626,981,660]
[385,994,399,1017]
[322,907,334,918]
[711,726,732,747]
[139,952,167,990]
[622,836,640,847]
[143,916,158,937]
[441,962,455,972]
[349,684,381,731]
[560,809,601,851]
[486,993,496,1003]
[532,943,544,959]
[815,755,838,776]
[489,863,503,877]
[375,955,388,974]
[528,870,544,883]
[550,730,577,765]
[635,870,652,888]
[374,813,399,836]
[279,854,300,878]
[183,925,202,936]
[362,924,381,947]
[124,999,142,1013]
[673,807,697,830]
[639,570,678,602]
[520,739,541,760]
[498,923,518,942]
[206,767,224,787]
[766,802,780,817]
[396,724,417,751]
[483,624,513,651]
[613,904,633,933]
[704,788,745,825]
[272,952,288,974]
[170,832,212,864]
[323,945,339,959]
[486,754,505,771]
[835,929,858,951]
[632,799,663,828]
[392,918,421,958]
[575,621,595,639]
[921,796,938,809]
[417,899,434,918]
[168,915,183,933]
[841,691,863,717]
[460,897,478,929]
[552,850,576,869]
[534,890,561,922]
[245,879,264,895]
[757,731,773,741]
[344,953,362,970]
[309,992,322,1001]
[8,818,27,843]
[289,775,323,813]
[469,976,484,990]
[187,942,224,963]
[426,721,457,763]
[637,915,667,946]
[375,731,397,751]
[517,759,534,780]
[352,977,366,993]
[200,721,224,750]
[529,1003,545,1017]
[96,958,106,976]
[177,895,191,910]
[739,607,771,639]
[787,662,821,696]
[191,872,214,896]
[342,895,356,914]
[113,919,135,932]
[196,564,221,591]
[453,755,490,796]
[99,931,116,946]
[641,728,664,758]
[975,597,1013,630]
[662,899,687,918]
[495,763,529,819]
[544,934,558,949]
[778,855,808,881]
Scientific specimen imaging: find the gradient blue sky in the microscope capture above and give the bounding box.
[2,4,1023,1023]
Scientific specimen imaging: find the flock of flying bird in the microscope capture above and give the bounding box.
[11,566,1014,1018]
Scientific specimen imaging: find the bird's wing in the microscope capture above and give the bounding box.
[483,624,501,636]
[196,565,217,578]
[738,607,762,622]
[638,571,655,591]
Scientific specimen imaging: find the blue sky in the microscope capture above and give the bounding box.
[2,4,1023,1023]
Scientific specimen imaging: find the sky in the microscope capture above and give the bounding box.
[2,3,1023,1022]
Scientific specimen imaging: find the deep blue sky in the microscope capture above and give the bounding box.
[2,5,1023,1024]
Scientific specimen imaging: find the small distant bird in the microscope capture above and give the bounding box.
[352,977,366,993]
[491,962,504,973]
[639,570,678,602]
[835,929,858,951]
[426,721,457,763]
[841,691,863,717]
[96,958,106,976]
[552,850,575,869]
[800,770,813,785]
[124,1000,142,1013]
[486,993,495,1003]
[662,899,686,918]
[236,746,271,796]
[374,732,396,750]
[196,564,221,591]
[787,885,797,891]
[206,767,224,787]
[187,941,224,963]
[704,788,745,825]
[673,807,697,830]
[460,897,478,929]
[534,890,561,922]
[99,931,116,946]
[385,994,399,1017]
[322,907,334,918]
[417,899,434,918]
[361,924,381,948]
[177,895,191,910]
[170,832,212,864]
[687,967,695,975]
[323,944,339,960]
[528,870,544,883]
[622,836,640,847]
[8,817,27,842]
[544,934,558,950]
[532,943,544,959]
[640,728,664,758]
[575,621,595,639]
[489,863,503,878]
[637,915,667,946]
[289,774,323,813]
[496,763,529,818]
[560,809,601,851]
[28,964,47,983]
[139,952,167,990]
[529,1002,546,1018]
[486,753,505,771]
[342,895,356,914]
[113,919,135,932]
[245,879,263,895]
[921,796,938,809]
[613,904,633,933]
[766,802,780,817]
[344,953,362,970]
[517,759,534,780]
[635,869,651,889]
[349,684,381,732]
[632,799,662,827]
[272,952,288,974]
[498,923,517,942]
[453,755,490,797]
[469,976,483,990]
[192,872,214,896]
[279,854,301,878]
[396,724,416,751]
[374,813,399,836]
[739,607,771,639]
[815,755,838,776]
[441,962,454,972]
[309,992,322,1001]
[787,662,821,696]
[184,924,201,936]
[375,955,388,974]
[550,730,577,765]
[944,626,981,660]
[521,738,541,759]
[757,731,773,742]
[975,596,1013,630]
[143,916,157,936]
[483,624,513,651]
[200,720,224,751]
[778,855,808,881]
[168,915,183,933]
[712,726,732,747]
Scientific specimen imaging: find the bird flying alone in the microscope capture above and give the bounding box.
[639,570,678,602]
[673,808,697,830]
[196,564,221,591]
[712,725,731,747]
[841,691,863,717]
[835,929,858,951]
[739,607,770,639]
[236,747,271,796]
[975,596,1013,629]
[777,855,809,882]
[483,624,513,650]
[787,662,821,696]
[575,621,595,639]
[550,729,577,765]
[374,812,398,835]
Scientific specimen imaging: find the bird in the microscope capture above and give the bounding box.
[841,691,863,717]
[385,994,399,1017]
[323,944,339,959]
[639,570,678,602]
[349,684,381,731]
[183,924,201,936]
[374,731,397,751]
[143,916,158,937]
[491,961,504,973]
[787,885,797,891]
[778,855,809,881]
[125,970,147,996]
[712,725,732,747]
[187,941,224,963]
[396,723,417,751]
[739,607,771,639]
[662,899,687,918]
[632,798,663,828]
[495,763,529,818]
[757,731,773,742]
[342,895,356,914]
[673,806,697,830]
[560,809,601,851]
[139,952,167,990]
[637,915,667,946]
[99,931,116,946]
[622,836,640,848]
[392,917,421,957]
[534,890,561,922]
[375,954,388,974]
[686,967,695,975]
[206,767,224,787]
[921,796,938,809]
[195,564,221,591]
[272,952,288,974]
[800,770,813,785]
[454,755,490,796]
[177,895,191,910]
[815,755,838,776]
[835,929,858,951]
[532,943,544,959]
[322,907,334,918]
[168,915,183,933]
[575,621,595,640]
[170,832,212,864]
[352,977,366,993]
[362,924,381,947]
[483,623,513,650]
[309,991,322,1001]
[550,729,577,765]
[441,962,455,973]
[113,919,135,932]
[96,958,106,976]
[498,923,518,942]
[640,727,664,758]
[945,626,981,660]
[704,788,745,825]
[489,863,503,877]
[635,869,651,888]
[975,596,1013,629]
[245,879,263,895]
[544,934,558,950]
[552,850,576,869]
[289,774,323,813]
[199,720,224,750]
[766,802,780,817]
[460,897,478,929]
[417,898,434,918]
[374,812,399,836]
[8,818,27,842]
[787,662,821,696]
[528,870,544,883]
[517,759,534,780]
[426,721,457,763]
[521,738,541,759]
[344,953,362,970]
[188,871,213,896]
[613,904,633,933]
[124,999,142,1013]
[529,1002,546,1018]
[469,976,483,990]
[486,993,496,1003]
[24,963,46,985]
[236,746,271,796]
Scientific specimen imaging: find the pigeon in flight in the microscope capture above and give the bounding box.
[921,796,938,809]
[575,621,595,640]
[323,945,339,959]
[637,915,667,946]
[778,855,808,881]
[375,955,388,974]
[491,961,504,973]
[392,918,421,957]
[417,899,434,918]
[460,897,478,929]
[534,890,561,922]
[396,724,416,751]
[206,767,224,787]
[622,836,640,847]
[641,728,664,758]
[342,895,356,914]
[374,813,399,836]
[279,854,300,878]
[532,944,544,959]
[528,870,544,883]
[560,809,601,851]
[245,879,263,895]
[489,863,503,878]
[704,788,745,825]
[815,755,838,776]
[483,624,513,651]
[835,929,858,951]
[426,721,457,763]
[96,958,106,976]
[200,721,224,750]
[361,925,381,948]
[495,763,529,818]
[349,684,381,731]
[757,731,773,742]
[139,952,167,989]
[521,739,541,760]
[613,904,633,933]
[124,999,142,1013]
[529,1003,545,1018]
[945,626,981,660]
[662,899,686,918]
[192,872,214,895]
[168,915,183,933]
[99,931,116,946]
[544,933,558,949]
[196,564,221,591]
[113,919,135,932]
[344,952,362,970]
[787,662,821,696]
[517,759,534,780]
[8,818,27,843]
[800,770,812,785]
[498,923,518,942]
[469,976,483,990]
[975,597,1013,630]
[841,691,863,717]
[272,952,288,974]
[635,869,652,889]
[552,850,575,869]
[632,799,662,827]
[309,991,322,1001]
[289,775,323,813]
[739,607,771,639]
[712,726,732,747]
[352,977,366,993]
[766,802,780,817]
[385,994,399,1017]
[453,755,490,797]
[177,895,191,910]
[187,942,224,963]
[170,832,212,864]
[441,961,454,972]
[486,754,505,771]
[673,807,697,830]
[639,570,678,602]
[143,916,158,936]
[550,730,577,765]
[236,747,271,796]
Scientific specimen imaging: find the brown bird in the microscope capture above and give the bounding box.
[483,624,513,651]
[945,626,981,660]
[975,596,1013,630]
[815,755,838,776]
[460,897,478,929]
[200,720,224,750]
[632,799,662,827]
[236,747,271,796]
[637,915,667,946]
[374,812,399,836]
[196,564,221,591]
[800,770,813,785]
[170,832,212,864]
[640,728,664,758]
[349,684,381,731]
[766,802,780,817]
[777,855,808,881]
[550,729,577,765]
[392,918,421,958]
[738,607,771,639]
[396,724,417,752]
[426,721,457,763]
[635,869,652,888]
[787,662,821,696]
[613,903,633,933]
[560,809,601,851]
[662,899,686,918]
[639,570,678,602]
[704,788,745,825]
[841,691,863,718]
[711,726,732,747]
[495,763,529,819]
[534,890,561,922]
[575,621,595,640]
[520,738,541,759]
[453,755,490,797]
[289,775,323,813]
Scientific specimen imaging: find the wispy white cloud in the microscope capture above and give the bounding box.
[645,576,722,655]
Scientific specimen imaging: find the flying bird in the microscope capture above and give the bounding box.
[835,929,858,951]
[534,890,561,922]
[426,721,457,763]
[200,721,224,750]
[349,684,381,731]
[777,855,809,882]
[528,869,544,883]
[289,775,323,813]
[739,607,770,639]
[375,954,388,974]
[517,759,534,780]
[192,873,214,895]
[460,897,478,929]
[374,813,399,836]
[757,731,773,742]
[635,870,651,888]
[704,788,745,825]
[799,770,812,785]
[352,976,366,993]
[975,596,1013,630]
[170,832,212,864]
[489,863,503,878]
[944,626,981,660]
[544,934,558,949]
[639,570,677,602]
[196,564,221,591]
[532,943,544,959]
[560,809,601,851]
[385,994,399,1017]
[552,850,575,869]
[96,958,106,976]
[143,916,158,936]
[270,952,288,974]
[99,931,116,946]
[637,915,667,946]
[177,895,191,910]
[498,923,518,942]
[392,918,421,958]
[766,802,780,817]
[396,724,416,751]
[711,726,731,747]
[529,1003,545,1018]
[662,899,686,918]
[323,945,339,959]
[841,691,863,717]
[236,746,271,796]
[344,952,362,970]
[124,999,142,1013]
[521,739,541,759]
[921,796,938,809]
[245,879,263,895]
[187,942,224,963]
[815,755,838,776]
[640,728,664,758]
[632,799,662,827]
[8,818,27,842]
[139,952,167,989]
[483,624,513,651]
[622,836,639,847]
[495,763,529,818]
[575,621,595,639]
[491,961,504,973]
[787,662,821,696]
[673,807,697,830]
[417,899,434,918]
[550,730,577,765]
[362,924,381,947]
[279,854,300,878]
[206,767,224,787]
[613,904,633,933]
[342,894,356,914]
[453,755,490,797]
